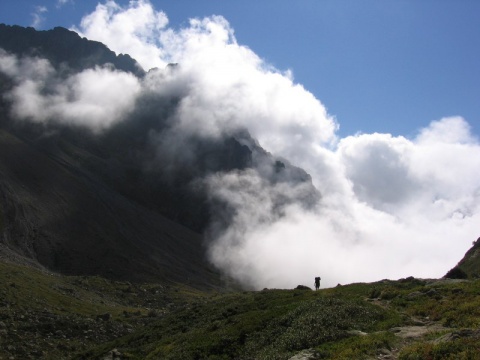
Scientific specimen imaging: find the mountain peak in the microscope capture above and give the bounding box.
[0,23,144,77]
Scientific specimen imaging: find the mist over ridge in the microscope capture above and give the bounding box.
[0,0,479,289]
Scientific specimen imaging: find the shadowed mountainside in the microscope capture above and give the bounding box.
[0,24,144,77]
[0,24,317,286]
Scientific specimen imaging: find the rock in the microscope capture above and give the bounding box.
[347,329,367,336]
[294,285,312,291]
[377,347,395,359]
[289,348,319,360]
[389,323,446,339]
[378,348,392,355]
[102,348,123,360]
[112,348,122,357]
[96,313,111,321]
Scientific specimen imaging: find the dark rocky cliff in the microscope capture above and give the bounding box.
[0,24,144,76]
[0,24,317,286]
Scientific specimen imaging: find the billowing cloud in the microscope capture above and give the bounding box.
[73,0,169,71]
[1,1,479,289]
[0,50,141,132]
[74,1,338,155]
[207,117,480,289]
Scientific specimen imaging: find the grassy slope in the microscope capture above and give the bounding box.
[0,260,210,359]
[1,261,480,360]
[452,238,480,279]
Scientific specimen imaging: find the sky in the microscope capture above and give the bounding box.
[0,1,479,288]
[0,0,479,138]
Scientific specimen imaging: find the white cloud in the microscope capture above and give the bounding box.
[2,1,479,289]
[31,6,48,29]
[1,51,141,132]
[73,1,338,151]
[416,116,476,145]
[338,133,417,211]
[56,0,74,8]
[209,118,480,288]
[73,0,169,71]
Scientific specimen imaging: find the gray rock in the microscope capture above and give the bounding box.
[102,348,123,360]
[294,285,312,291]
[347,329,367,336]
[289,348,319,360]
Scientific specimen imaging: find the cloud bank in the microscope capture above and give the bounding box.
[0,49,141,132]
[211,118,480,289]
[1,0,478,289]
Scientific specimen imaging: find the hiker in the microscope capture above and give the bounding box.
[314,276,321,290]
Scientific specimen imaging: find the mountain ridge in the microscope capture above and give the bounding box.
[0,24,144,77]
[0,24,317,287]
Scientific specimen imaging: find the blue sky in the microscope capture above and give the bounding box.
[1,0,479,138]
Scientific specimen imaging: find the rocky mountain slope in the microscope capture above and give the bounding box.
[0,24,317,286]
[0,24,143,77]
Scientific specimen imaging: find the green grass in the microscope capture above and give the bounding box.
[2,261,480,360]
[399,337,480,360]
[316,331,398,359]
[0,261,209,359]
[77,288,396,360]
[0,261,134,316]
[393,281,480,327]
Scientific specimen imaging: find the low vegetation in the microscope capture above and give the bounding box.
[1,261,479,359]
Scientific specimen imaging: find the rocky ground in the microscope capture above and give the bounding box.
[0,260,196,360]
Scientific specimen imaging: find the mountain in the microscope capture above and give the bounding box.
[0,24,144,77]
[445,237,480,279]
[0,24,317,287]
